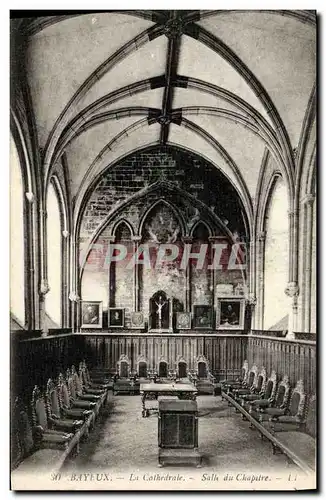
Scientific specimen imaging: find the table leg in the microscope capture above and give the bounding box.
[141,392,147,417]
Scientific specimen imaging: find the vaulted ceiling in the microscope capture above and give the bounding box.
[13,10,316,221]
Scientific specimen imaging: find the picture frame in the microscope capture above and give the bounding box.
[193,305,213,329]
[176,311,192,330]
[108,308,125,328]
[130,311,145,329]
[81,301,103,329]
[216,297,245,330]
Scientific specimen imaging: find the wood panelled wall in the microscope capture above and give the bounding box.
[12,333,84,405]
[11,333,316,404]
[248,336,316,395]
[82,333,248,377]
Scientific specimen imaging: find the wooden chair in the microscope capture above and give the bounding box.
[31,386,75,451]
[270,395,316,471]
[193,355,215,395]
[117,355,131,378]
[81,360,112,390]
[158,360,168,378]
[66,369,99,415]
[248,370,278,414]
[11,397,67,477]
[221,360,249,391]
[45,379,84,434]
[57,373,94,434]
[231,364,259,398]
[136,356,148,379]
[240,366,268,405]
[269,380,307,432]
[177,358,188,379]
[252,375,291,424]
[71,365,102,402]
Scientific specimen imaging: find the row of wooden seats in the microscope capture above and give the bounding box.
[11,361,112,479]
[221,361,316,474]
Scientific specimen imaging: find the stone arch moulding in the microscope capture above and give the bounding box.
[138,198,187,239]
[78,178,241,277]
[43,23,165,188]
[190,220,213,239]
[111,219,135,238]
[186,24,296,182]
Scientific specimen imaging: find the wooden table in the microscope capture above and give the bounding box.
[140,383,197,417]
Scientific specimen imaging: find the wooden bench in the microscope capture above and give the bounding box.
[222,391,315,475]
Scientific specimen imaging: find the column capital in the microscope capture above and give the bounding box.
[107,235,116,243]
[257,231,266,242]
[183,236,193,244]
[285,281,299,298]
[25,192,34,204]
[302,194,315,206]
[39,279,50,296]
[288,208,298,217]
[131,235,142,242]
[69,291,80,302]
[62,229,69,239]
[246,293,257,306]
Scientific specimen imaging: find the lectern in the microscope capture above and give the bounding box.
[158,399,201,467]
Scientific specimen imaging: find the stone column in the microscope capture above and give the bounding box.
[302,194,315,332]
[62,229,69,327]
[25,192,36,330]
[256,231,266,330]
[107,235,116,308]
[285,282,299,339]
[69,291,80,332]
[132,235,142,312]
[39,204,49,334]
[208,236,220,310]
[183,236,193,312]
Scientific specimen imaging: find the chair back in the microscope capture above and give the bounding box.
[71,365,84,394]
[31,386,48,431]
[57,373,71,409]
[264,370,277,400]
[178,361,187,378]
[117,355,130,378]
[255,366,267,392]
[305,395,316,438]
[46,378,61,419]
[247,365,258,387]
[159,361,168,378]
[274,375,291,408]
[11,398,34,469]
[138,361,147,378]
[66,369,78,400]
[241,360,249,383]
[288,380,306,418]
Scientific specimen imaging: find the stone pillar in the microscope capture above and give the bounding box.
[39,279,50,335]
[285,282,300,339]
[62,229,69,327]
[69,291,80,333]
[302,194,315,332]
[183,236,193,312]
[132,235,142,312]
[25,192,36,329]
[208,236,220,310]
[107,235,116,308]
[39,204,48,333]
[256,231,266,330]
[246,293,257,333]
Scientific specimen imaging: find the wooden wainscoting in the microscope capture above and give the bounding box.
[248,335,316,394]
[82,332,248,379]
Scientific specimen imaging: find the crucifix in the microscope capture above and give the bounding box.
[155,295,167,329]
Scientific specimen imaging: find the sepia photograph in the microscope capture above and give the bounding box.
[9,7,317,492]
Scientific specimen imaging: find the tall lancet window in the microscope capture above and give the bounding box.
[10,135,25,326]
[45,183,62,326]
[263,176,289,329]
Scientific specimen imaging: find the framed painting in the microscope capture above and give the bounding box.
[193,305,213,329]
[176,311,192,330]
[216,298,245,330]
[130,311,145,329]
[108,308,125,328]
[81,301,103,329]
